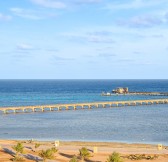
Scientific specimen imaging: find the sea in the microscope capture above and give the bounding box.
[0,79,168,145]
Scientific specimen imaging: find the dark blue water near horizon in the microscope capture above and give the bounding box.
[0,79,168,145]
[0,79,168,107]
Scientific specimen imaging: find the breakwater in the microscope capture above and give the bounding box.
[102,92,168,96]
[129,92,168,96]
[0,98,168,114]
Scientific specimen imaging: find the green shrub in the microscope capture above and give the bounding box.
[106,152,123,162]
[69,155,78,162]
[126,154,158,160]
[39,149,55,162]
[35,143,40,149]
[79,147,91,161]
[12,143,24,156]
[50,147,58,153]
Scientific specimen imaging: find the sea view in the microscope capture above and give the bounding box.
[0,79,168,145]
[1,1,168,161]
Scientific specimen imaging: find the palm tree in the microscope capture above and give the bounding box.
[12,142,24,157]
[50,147,58,153]
[39,149,55,162]
[69,155,78,162]
[106,152,123,162]
[79,147,91,161]
[34,143,40,152]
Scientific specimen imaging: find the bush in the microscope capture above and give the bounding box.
[79,147,91,161]
[39,148,55,162]
[12,143,24,156]
[35,143,40,149]
[50,147,58,153]
[106,152,123,162]
[126,154,158,160]
[69,155,78,162]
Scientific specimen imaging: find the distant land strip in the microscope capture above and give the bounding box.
[0,98,168,115]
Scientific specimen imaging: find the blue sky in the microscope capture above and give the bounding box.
[0,0,168,79]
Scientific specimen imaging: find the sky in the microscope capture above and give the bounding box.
[0,0,168,79]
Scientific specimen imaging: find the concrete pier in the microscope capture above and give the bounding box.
[0,98,168,114]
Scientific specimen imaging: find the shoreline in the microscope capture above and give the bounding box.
[1,139,168,146]
[1,138,168,146]
[1,139,168,162]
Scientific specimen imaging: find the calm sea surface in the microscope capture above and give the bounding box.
[0,80,168,145]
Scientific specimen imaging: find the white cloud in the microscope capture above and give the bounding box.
[79,0,101,2]
[87,35,114,43]
[106,0,168,10]
[106,0,144,10]
[31,0,66,9]
[63,31,115,44]
[73,0,101,4]
[30,0,102,9]
[118,15,163,28]
[117,9,168,28]
[0,13,12,21]
[17,44,34,50]
[10,8,57,20]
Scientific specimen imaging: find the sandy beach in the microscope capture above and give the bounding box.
[0,140,168,162]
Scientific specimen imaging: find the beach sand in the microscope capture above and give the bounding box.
[0,140,168,162]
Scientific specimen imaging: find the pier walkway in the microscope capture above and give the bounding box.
[0,99,168,114]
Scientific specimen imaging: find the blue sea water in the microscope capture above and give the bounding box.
[0,79,168,145]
